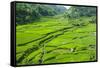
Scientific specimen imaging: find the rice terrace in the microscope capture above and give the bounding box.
[16,3,97,65]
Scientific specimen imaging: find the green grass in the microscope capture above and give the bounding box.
[16,16,96,65]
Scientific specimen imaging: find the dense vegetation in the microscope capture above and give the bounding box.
[63,6,96,18]
[16,3,97,65]
[16,3,66,24]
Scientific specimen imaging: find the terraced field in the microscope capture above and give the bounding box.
[16,16,96,65]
